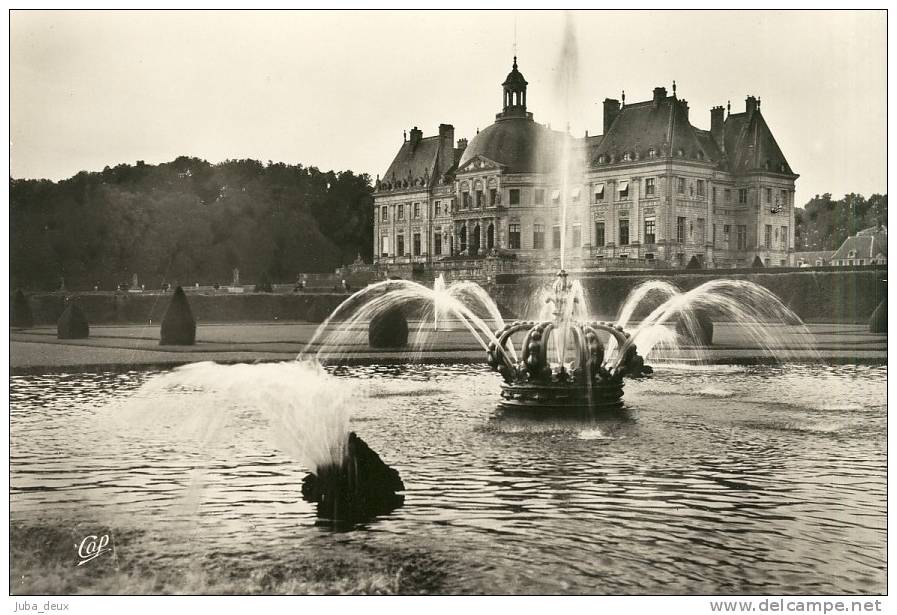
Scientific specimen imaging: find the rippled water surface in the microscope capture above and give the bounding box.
[10,363,887,594]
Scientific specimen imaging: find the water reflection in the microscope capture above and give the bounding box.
[10,363,887,594]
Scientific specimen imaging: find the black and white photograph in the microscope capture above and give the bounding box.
[6,7,889,611]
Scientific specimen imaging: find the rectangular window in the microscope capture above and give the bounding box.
[381,236,390,257]
[781,226,788,248]
[434,201,440,217]
[697,180,705,197]
[509,189,520,206]
[712,187,717,204]
[475,190,484,208]
[725,188,732,202]
[781,190,788,205]
[552,225,561,248]
[737,225,747,250]
[398,203,405,219]
[738,188,748,204]
[434,232,442,255]
[765,188,772,203]
[644,218,656,244]
[508,224,521,249]
[697,218,705,244]
[765,224,772,247]
[490,188,497,206]
[723,224,731,244]
[462,192,470,209]
[619,219,630,245]
[594,222,605,247]
[618,181,629,200]
[645,178,655,197]
[572,224,582,248]
[413,202,421,218]
[534,188,545,205]
[413,232,421,256]
[381,206,388,222]
[533,224,545,249]
[677,217,686,243]
[677,178,686,194]
[712,223,716,247]
[397,234,405,256]
[594,184,605,202]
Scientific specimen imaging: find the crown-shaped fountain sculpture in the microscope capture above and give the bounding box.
[486,270,652,410]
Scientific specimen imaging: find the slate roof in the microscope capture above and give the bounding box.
[588,94,795,176]
[793,251,834,265]
[591,96,719,165]
[723,111,794,175]
[831,227,888,261]
[380,136,441,191]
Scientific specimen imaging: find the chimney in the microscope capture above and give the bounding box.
[456,138,468,151]
[653,86,667,107]
[438,124,454,175]
[745,95,758,117]
[710,105,725,146]
[603,98,621,133]
[409,126,423,146]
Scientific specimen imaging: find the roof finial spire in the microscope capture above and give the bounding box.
[727,100,731,115]
[621,90,626,106]
[513,15,518,67]
[672,80,677,96]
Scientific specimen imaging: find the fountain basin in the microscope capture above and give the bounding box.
[498,379,624,410]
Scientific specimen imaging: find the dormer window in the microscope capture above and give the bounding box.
[597,155,607,164]
[622,152,631,162]
[677,148,685,157]
[648,148,656,158]
[848,250,857,258]
[594,184,605,202]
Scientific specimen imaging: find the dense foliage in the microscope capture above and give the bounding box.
[10,157,374,290]
[795,193,887,251]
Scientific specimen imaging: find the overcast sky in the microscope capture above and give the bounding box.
[10,10,886,206]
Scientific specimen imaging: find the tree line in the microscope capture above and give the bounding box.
[10,156,374,291]
[795,193,887,251]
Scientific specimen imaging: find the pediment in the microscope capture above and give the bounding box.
[458,155,504,173]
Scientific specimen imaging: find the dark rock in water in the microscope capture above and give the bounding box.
[369,307,409,348]
[57,299,89,339]
[751,255,765,268]
[869,300,887,333]
[301,432,405,524]
[160,286,196,345]
[11,289,33,328]
[676,310,714,346]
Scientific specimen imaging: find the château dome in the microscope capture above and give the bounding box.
[457,117,563,174]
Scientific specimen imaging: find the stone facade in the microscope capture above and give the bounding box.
[373,59,798,275]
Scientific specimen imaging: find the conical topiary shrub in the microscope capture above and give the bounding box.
[160,286,196,345]
[11,289,33,328]
[676,309,714,346]
[685,255,702,270]
[369,307,408,348]
[869,300,887,333]
[254,272,273,293]
[752,255,765,268]
[57,299,89,339]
